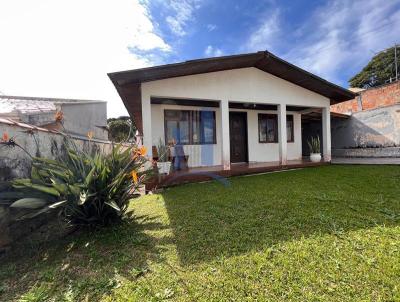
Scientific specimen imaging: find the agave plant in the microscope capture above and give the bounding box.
[156,138,170,163]
[1,140,152,226]
[307,136,321,154]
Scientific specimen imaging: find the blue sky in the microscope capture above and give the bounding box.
[0,0,399,117]
[140,0,400,87]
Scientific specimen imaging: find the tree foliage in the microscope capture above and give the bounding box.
[349,45,399,88]
[107,116,136,142]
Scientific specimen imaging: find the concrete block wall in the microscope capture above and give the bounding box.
[0,122,113,180]
[58,102,108,140]
[331,104,400,150]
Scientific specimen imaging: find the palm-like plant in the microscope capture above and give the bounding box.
[1,139,152,227]
[307,136,321,154]
[156,139,170,163]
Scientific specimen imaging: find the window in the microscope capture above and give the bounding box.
[258,114,278,143]
[286,115,294,142]
[164,109,216,145]
[258,114,294,143]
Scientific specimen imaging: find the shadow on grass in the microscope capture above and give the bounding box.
[163,165,400,266]
[0,214,171,301]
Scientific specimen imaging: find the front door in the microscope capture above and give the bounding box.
[229,112,248,163]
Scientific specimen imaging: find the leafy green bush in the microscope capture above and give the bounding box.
[2,140,152,227]
[107,116,135,142]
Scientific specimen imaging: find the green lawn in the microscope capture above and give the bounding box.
[1,165,400,301]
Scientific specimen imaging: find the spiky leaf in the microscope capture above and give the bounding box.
[10,198,48,209]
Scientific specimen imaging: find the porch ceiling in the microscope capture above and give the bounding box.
[301,110,350,122]
[151,98,311,112]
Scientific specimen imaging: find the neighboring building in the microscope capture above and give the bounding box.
[331,81,400,157]
[109,51,355,170]
[0,95,108,140]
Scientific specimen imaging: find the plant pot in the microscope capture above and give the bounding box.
[157,161,172,175]
[310,153,322,162]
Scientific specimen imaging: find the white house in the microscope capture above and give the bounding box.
[109,51,355,171]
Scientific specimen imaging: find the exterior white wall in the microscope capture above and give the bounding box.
[143,67,331,167]
[142,67,330,107]
[151,104,302,167]
[242,109,302,162]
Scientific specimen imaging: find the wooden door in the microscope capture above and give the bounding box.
[229,112,248,163]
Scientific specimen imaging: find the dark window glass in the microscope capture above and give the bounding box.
[286,115,294,142]
[259,114,278,143]
[164,109,216,145]
[165,110,190,144]
[258,114,294,143]
[200,111,216,144]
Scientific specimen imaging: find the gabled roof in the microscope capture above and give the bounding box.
[108,50,356,102]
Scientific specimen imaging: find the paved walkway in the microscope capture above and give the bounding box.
[332,157,400,165]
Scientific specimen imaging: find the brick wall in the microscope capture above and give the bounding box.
[331,81,400,114]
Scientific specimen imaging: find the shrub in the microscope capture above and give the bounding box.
[107,116,135,142]
[156,139,170,163]
[307,136,321,154]
[2,138,152,227]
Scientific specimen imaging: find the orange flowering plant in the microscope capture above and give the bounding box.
[87,131,94,140]
[5,138,153,227]
[132,145,147,160]
[55,111,64,122]
[2,132,9,142]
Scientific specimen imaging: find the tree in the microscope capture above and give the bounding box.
[107,116,136,142]
[349,45,399,88]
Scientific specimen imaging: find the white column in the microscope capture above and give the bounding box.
[278,104,287,165]
[220,99,230,170]
[322,106,331,162]
[141,96,153,158]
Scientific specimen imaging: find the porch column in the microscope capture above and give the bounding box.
[278,104,287,165]
[322,106,331,162]
[220,99,230,170]
[141,96,153,158]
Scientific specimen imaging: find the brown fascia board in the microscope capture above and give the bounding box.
[108,52,263,86]
[110,80,143,134]
[257,52,356,103]
[108,51,356,104]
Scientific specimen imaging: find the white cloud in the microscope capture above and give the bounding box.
[285,0,400,85]
[204,45,224,57]
[0,0,171,117]
[165,0,202,36]
[245,10,280,52]
[207,24,217,32]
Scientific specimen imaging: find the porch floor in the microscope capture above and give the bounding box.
[149,159,329,189]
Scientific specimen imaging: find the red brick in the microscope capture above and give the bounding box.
[331,81,400,114]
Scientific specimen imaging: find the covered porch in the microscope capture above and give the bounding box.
[148,159,328,188]
[146,97,332,171]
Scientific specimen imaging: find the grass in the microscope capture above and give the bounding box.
[1,165,400,301]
